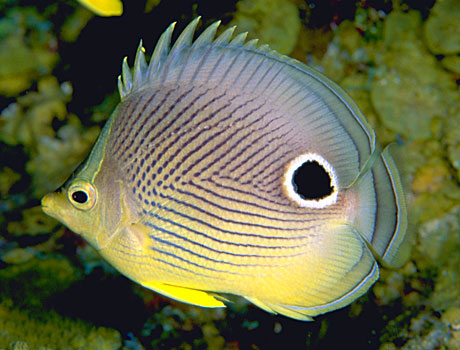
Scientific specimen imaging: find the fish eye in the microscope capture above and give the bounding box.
[72,191,88,203]
[283,153,338,208]
[68,181,97,211]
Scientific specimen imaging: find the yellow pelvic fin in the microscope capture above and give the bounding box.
[141,281,226,308]
[77,0,123,16]
[245,297,314,321]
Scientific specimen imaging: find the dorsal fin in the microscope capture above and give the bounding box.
[117,17,260,99]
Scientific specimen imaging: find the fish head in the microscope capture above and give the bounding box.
[41,177,103,247]
[41,114,129,250]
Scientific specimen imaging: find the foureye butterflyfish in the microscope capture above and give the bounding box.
[41,17,408,321]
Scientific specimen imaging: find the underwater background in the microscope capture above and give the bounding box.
[1,0,460,349]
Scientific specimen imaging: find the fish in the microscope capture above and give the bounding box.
[77,0,123,16]
[41,17,408,321]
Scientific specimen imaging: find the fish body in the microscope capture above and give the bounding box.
[42,18,408,320]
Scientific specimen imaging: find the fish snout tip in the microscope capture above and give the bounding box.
[41,192,56,215]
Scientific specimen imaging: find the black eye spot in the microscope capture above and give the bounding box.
[72,190,88,204]
[292,161,334,200]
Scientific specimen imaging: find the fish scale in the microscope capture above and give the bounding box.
[41,17,408,321]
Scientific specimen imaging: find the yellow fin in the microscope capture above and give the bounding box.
[140,281,226,308]
[77,0,123,16]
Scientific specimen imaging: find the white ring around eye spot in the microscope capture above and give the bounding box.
[283,153,338,209]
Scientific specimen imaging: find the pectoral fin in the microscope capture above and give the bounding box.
[141,281,226,308]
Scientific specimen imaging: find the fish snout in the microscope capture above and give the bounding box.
[41,193,54,215]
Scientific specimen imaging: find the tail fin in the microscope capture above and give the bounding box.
[349,146,409,268]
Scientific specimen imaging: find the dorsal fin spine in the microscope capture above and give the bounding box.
[194,20,221,45]
[145,21,176,87]
[230,32,248,45]
[213,25,236,44]
[118,17,258,99]
[118,57,132,99]
[245,38,259,49]
[169,16,201,56]
[133,41,147,91]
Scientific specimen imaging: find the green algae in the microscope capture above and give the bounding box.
[230,0,301,55]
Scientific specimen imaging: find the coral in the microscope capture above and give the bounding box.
[60,6,95,43]
[376,205,460,349]
[441,55,460,75]
[424,0,460,55]
[140,302,226,349]
[0,7,58,96]
[144,0,162,13]
[371,11,457,141]
[6,205,58,237]
[442,307,460,349]
[0,254,122,350]
[318,20,371,83]
[0,76,100,197]
[0,257,82,310]
[4,341,31,350]
[0,167,21,198]
[0,301,121,350]
[417,205,460,310]
[230,0,301,55]
[444,105,460,182]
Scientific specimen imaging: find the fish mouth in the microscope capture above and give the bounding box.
[41,193,58,218]
[41,194,51,212]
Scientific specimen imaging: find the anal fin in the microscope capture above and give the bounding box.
[245,297,313,321]
[140,281,226,308]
